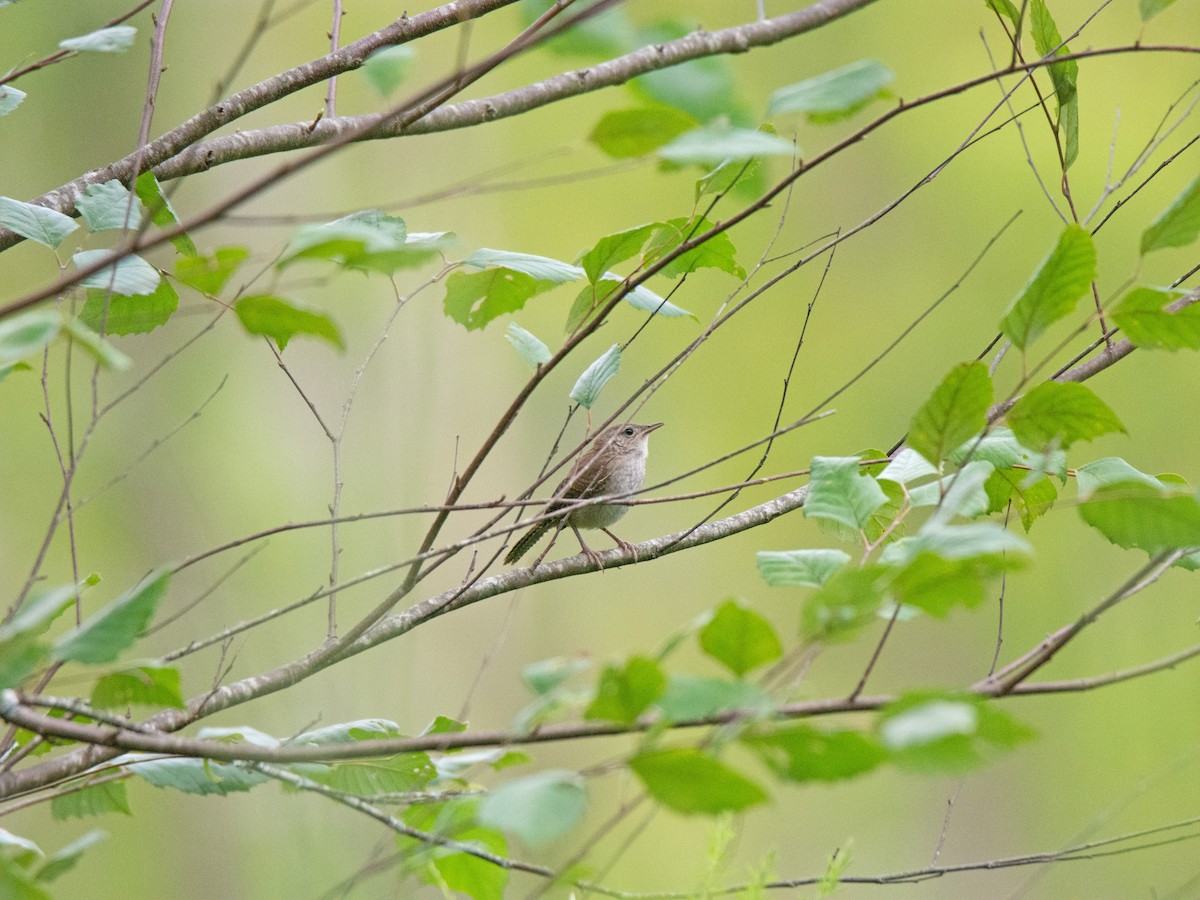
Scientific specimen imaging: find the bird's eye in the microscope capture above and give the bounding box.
[623,426,635,436]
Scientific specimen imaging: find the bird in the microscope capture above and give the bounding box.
[504,422,663,568]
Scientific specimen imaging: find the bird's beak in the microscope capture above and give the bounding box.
[645,422,665,433]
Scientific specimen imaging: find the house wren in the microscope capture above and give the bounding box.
[504,422,663,567]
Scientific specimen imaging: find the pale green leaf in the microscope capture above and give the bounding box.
[1141,175,1200,254]
[589,106,697,158]
[908,362,992,465]
[756,548,850,587]
[804,456,887,531]
[1000,225,1095,349]
[477,771,587,846]
[505,323,551,369]
[463,249,582,283]
[0,85,26,117]
[60,25,136,52]
[0,310,60,368]
[363,45,415,95]
[0,197,78,247]
[569,343,620,409]
[629,748,768,814]
[768,60,894,123]
[658,120,795,165]
[73,250,160,296]
[75,180,147,232]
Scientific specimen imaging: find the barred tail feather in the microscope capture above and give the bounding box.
[505,518,556,565]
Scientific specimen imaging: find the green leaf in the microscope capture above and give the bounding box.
[743,724,886,782]
[1141,175,1200,254]
[1007,381,1125,449]
[0,85,27,117]
[1077,481,1200,552]
[35,831,106,883]
[463,249,582,283]
[61,319,132,371]
[630,748,768,815]
[521,656,590,695]
[584,656,665,724]
[0,197,79,247]
[518,0,636,57]
[91,666,184,709]
[801,566,886,641]
[908,362,992,465]
[50,571,169,665]
[305,754,436,795]
[589,106,698,158]
[279,211,446,275]
[50,781,131,821]
[0,828,43,864]
[655,675,771,721]
[698,600,783,677]
[1000,225,1096,349]
[880,522,1031,566]
[652,216,745,280]
[950,426,1067,482]
[79,279,179,336]
[1110,287,1200,349]
[569,343,620,409]
[363,45,415,95]
[477,770,587,846]
[128,756,266,795]
[985,467,1058,531]
[579,223,659,284]
[73,250,160,296]
[889,552,1012,618]
[910,461,995,525]
[0,585,77,643]
[1075,457,1164,494]
[1139,0,1178,20]
[0,639,46,692]
[75,180,147,232]
[134,172,197,256]
[505,323,551,369]
[565,279,618,334]
[0,310,60,369]
[986,0,1021,26]
[292,719,401,744]
[605,278,695,319]
[804,456,888,532]
[422,715,467,736]
[400,802,509,900]
[1030,0,1078,168]
[878,448,938,485]
[174,246,249,295]
[632,27,742,122]
[60,25,136,52]
[695,154,764,202]
[658,120,796,166]
[234,294,343,351]
[879,693,1034,773]
[756,548,850,587]
[443,268,554,331]
[767,60,894,123]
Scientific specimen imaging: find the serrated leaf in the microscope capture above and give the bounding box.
[804,456,888,531]
[76,180,147,232]
[305,753,436,794]
[1007,381,1125,449]
[128,756,266,795]
[444,268,552,331]
[505,323,551,369]
[654,675,771,721]
[630,748,767,815]
[363,45,415,95]
[801,566,886,641]
[234,294,343,351]
[0,197,79,247]
[73,250,160,296]
[1077,481,1200,551]
[1076,457,1164,494]
[580,223,658,283]
[1141,175,1200,254]
[477,770,587,846]
[908,362,992,465]
[0,85,27,117]
[878,448,938,485]
[985,467,1058,531]
[463,249,582,283]
[50,571,169,665]
[134,172,197,256]
[889,552,1012,617]
[651,216,745,280]
[174,246,248,295]
[61,319,132,371]
[910,460,995,526]
[756,548,850,587]
[569,343,620,409]
[658,120,795,165]
[589,106,698,158]
[1031,0,1078,168]
[698,600,783,677]
[1000,225,1095,349]
[91,666,184,709]
[879,693,1033,773]
[1110,287,1200,349]
[0,310,60,369]
[78,279,179,336]
[743,724,886,782]
[60,25,136,52]
[768,59,894,123]
[584,656,664,724]
[50,781,130,821]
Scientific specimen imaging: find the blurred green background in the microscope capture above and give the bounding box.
[3,0,1200,896]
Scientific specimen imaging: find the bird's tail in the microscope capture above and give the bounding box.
[504,518,556,565]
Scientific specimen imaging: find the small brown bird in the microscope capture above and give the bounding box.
[504,422,663,567]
